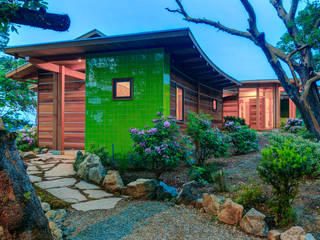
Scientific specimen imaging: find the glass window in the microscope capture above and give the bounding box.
[113,78,133,100]
[213,99,217,111]
[176,86,184,121]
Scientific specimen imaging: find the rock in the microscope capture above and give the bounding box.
[217,198,243,225]
[125,178,157,199]
[193,198,203,209]
[0,130,51,239]
[159,181,178,197]
[280,226,305,240]
[300,233,316,240]
[176,181,202,204]
[240,208,268,236]
[48,221,57,231]
[45,209,67,222]
[53,228,63,240]
[41,202,51,212]
[21,151,37,160]
[155,181,178,200]
[202,193,225,216]
[40,148,49,154]
[77,153,106,184]
[50,150,62,155]
[102,170,125,192]
[268,230,283,240]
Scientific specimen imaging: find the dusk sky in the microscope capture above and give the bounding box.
[7,0,296,80]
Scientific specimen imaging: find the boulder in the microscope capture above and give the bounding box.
[41,202,51,212]
[102,170,125,193]
[77,153,106,184]
[193,198,203,209]
[21,151,37,160]
[155,181,178,200]
[280,226,305,240]
[240,208,268,236]
[125,179,157,199]
[40,148,49,154]
[300,233,316,240]
[217,198,243,225]
[268,230,283,240]
[45,209,67,223]
[202,193,225,216]
[176,181,202,204]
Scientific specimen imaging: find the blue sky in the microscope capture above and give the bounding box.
[7,0,294,80]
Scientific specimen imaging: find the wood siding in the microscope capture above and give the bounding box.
[38,71,85,149]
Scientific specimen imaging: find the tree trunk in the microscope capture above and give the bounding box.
[0,129,52,240]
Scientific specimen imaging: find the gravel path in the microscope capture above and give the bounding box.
[69,200,262,240]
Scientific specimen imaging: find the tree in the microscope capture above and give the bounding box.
[167,0,320,139]
[0,56,36,129]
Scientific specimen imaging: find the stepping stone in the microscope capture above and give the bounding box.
[27,165,39,171]
[45,164,75,177]
[84,190,113,199]
[47,187,87,203]
[38,164,55,170]
[35,178,77,189]
[29,175,42,183]
[75,181,100,190]
[27,170,42,175]
[72,198,122,211]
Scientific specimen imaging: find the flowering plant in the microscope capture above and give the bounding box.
[129,112,193,179]
[223,120,242,132]
[16,126,37,151]
[284,118,303,130]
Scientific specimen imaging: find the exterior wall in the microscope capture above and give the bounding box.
[37,71,85,149]
[170,69,223,129]
[85,48,170,153]
[223,91,239,118]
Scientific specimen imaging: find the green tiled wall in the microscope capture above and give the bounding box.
[85,48,170,153]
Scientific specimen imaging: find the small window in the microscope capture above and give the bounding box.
[112,78,133,100]
[213,99,217,111]
[176,86,184,121]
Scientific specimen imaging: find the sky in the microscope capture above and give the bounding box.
[7,0,295,81]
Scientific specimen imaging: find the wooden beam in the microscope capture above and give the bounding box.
[256,87,260,130]
[57,66,65,151]
[52,73,58,149]
[30,58,85,80]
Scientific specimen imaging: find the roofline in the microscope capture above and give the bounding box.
[241,79,280,84]
[5,62,34,78]
[75,28,106,39]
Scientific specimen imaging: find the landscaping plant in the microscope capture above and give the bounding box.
[16,126,37,151]
[224,121,258,155]
[130,112,192,179]
[258,141,313,226]
[186,112,228,166]
[235,180,265,210]
[223,116,246,126]
[283,118,303,131]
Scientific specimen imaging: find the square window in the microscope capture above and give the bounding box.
[112,78,133,100]
[213,99,217,111]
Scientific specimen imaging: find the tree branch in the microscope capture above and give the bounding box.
[239,0,259,37]
[166,1,253,40]
[288,0,299,21]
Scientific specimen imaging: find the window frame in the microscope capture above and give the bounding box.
[212,99,218,112]
[176,85,184,122]
[112,78,134,100]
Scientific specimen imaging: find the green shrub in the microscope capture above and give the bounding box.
[235,181,265,209]
[264,132,320,178]
[258,142,313,226]
[130,112,193,179]
[296,127,318,142]
[223,116,246,126]
[186,112,229,165]
[226,123,258,155]
[86,144,112,168]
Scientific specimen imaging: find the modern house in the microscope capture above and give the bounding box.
[5,28,241,153]
[223,79,297,130]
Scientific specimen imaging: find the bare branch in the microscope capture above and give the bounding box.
[166,1,253,40]
[239,0,259,36]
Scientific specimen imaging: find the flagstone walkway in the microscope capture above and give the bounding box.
[27,153,124,211]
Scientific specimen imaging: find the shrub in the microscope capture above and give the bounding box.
[284,118,303,130]
[235,181,265,210]
[225,122,258,155]
[223,116,246,126]
[264,132,320,178]
[258,142,313,226]
[130,112,192,179]
[16,126,37,151]
[186,112,229,166]
[86,144,112,168]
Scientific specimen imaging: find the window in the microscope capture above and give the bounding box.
[213,99,217,111]
[112,78,133,100]
[176,86,184,121]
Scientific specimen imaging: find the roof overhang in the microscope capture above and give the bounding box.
[5,28,241,88]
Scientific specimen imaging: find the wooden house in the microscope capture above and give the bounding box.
[5,29,241,153]
[223,79,297,130]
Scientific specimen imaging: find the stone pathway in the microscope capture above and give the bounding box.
[26,153,124,211]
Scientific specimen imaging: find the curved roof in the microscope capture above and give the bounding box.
[5,28,241,88]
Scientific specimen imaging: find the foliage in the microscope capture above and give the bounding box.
[224,121,258,155]
[186,112,229,166]
[16,126,37,151]
[86,144,112,168]
[0,56,36,129]
[223,116,246,126]
[188,165,213,185]
[277,1,320,71]
[235,180,265,210]
[296,126,318,141]
[283,118,303,130]
[130,112,192,179]
[264,132,320,178]
[258,142,313,226]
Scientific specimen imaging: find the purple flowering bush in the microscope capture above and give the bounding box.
[284,118,303,130]
[129,112,193,179]
[16,126,37,151]
[186,112,229,166]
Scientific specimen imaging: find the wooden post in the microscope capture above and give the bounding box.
[256,87,260,130]
[197,82,200,114]
[36,78,40,147]
[52,73,58,149]
[57,66,65,151]
[289,98,296,119]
